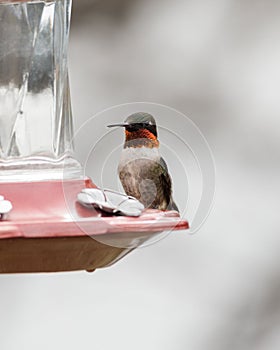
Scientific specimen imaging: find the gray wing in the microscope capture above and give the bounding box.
[159,157,179,212]
[159,157,168,173]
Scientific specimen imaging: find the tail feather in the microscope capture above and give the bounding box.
[168,198,179,212]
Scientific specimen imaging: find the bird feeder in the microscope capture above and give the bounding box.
[0,0,188,273]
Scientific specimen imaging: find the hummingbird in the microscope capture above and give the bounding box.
[107,112,179,211]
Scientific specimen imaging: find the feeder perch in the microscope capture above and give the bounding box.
[0,0,189,273]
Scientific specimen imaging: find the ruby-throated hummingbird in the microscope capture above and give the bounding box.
[107,112,179,211]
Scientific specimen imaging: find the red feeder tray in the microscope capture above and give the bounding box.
[0,178,188,273]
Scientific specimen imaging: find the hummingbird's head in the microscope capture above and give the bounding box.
[107,112,159,148]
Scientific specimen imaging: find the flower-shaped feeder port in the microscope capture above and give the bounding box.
[0,0,189,273]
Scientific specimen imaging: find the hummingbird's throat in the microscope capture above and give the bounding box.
[125,129,159,148]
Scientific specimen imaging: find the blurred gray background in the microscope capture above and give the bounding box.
[1,0,280,349]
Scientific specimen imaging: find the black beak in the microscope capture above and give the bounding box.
[107,123,129,128]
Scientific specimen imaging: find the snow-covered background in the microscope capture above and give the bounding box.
[1,0,279,349]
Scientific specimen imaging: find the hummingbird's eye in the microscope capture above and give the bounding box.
[126,123,150,132]
[126,124,138,132]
